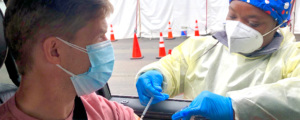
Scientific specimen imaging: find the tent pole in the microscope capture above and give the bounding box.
[292,0,296,33]
[138,0,141,37]
[135,0,138,34]
[206,0,208,34]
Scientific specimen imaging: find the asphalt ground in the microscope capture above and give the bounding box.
[1,34,300,97]
[108,37,187,96]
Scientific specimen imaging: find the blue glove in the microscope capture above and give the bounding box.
[172,91,233,120]
[136,70,169,106]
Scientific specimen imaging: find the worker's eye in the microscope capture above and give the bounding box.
[249,22,260,27]
[228,15,237,20]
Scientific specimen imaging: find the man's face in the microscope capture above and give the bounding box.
[60,17,108,75]
[226,1,277,47]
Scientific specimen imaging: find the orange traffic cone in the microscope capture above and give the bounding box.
[167,21,175,40]
[156,32,166,59]
[110,24,117,42]
[195,20,200,36]
[131,33,144,59]
[168,49,172,55]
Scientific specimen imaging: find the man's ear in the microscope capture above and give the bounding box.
[43,37,61,64]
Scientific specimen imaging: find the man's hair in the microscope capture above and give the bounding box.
[4,0,113,75]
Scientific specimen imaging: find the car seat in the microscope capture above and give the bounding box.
[0,2,18,105]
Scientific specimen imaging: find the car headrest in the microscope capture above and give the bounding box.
[0,9,7,68]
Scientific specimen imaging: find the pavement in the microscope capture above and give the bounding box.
[108,37,186,96]
[1,34,300,97]
[296,34,300,41]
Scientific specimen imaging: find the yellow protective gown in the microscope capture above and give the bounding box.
[136,27,300,119]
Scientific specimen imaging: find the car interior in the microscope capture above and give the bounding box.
[0,1,199,119]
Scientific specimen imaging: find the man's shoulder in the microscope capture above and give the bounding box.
[0,96,37,120]
[80,92,102,100]
[80,92,130,109]
[0,102,17,119]
[80,93,135,120]
[0,103,7,115]
[80,92,109,105]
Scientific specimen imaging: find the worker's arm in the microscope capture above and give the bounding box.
[282,44,300,78]
[136,36,210,97]
[227,77,300,120]
[227,28,300,120]
[279,27,300,78]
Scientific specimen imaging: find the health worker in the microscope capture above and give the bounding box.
[136,0,300,119]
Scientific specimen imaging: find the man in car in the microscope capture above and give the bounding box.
[136,0,300,119]
[0,0,139,119]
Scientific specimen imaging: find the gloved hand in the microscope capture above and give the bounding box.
[172,91,233,120]
[136,70,169,106]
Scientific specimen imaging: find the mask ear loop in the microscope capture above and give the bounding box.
[56,37,88,53]
[262,20,287,36]
[56,64,76,77]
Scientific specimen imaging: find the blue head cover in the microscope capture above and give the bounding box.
[229,0,292,27]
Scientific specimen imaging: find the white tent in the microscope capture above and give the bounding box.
[106,0,300,39]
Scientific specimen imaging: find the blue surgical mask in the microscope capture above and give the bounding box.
[56,37,115,96]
